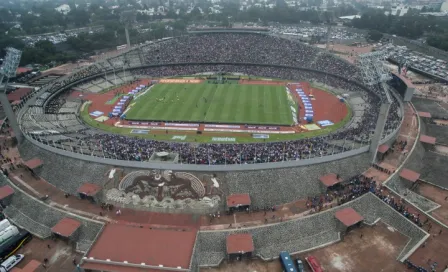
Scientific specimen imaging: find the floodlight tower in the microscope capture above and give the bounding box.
[120,10,136,50]
[0,47,23,143]
[323,11,334,51]
[356,50,393,163]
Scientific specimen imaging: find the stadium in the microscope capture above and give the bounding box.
[0,30,446,272]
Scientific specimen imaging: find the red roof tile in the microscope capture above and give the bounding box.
[16,67,32,75]
[226,194,251,208]
[226,233,254,254]
[419,135,436,145]
[77,183,101,196]
[399,168,421,183]
[84,224,196,270]
[319,173,340,187]
[81,262,166,272]
[0,185,14,200]
[24,158,43,169]
[51,218,81,238]
[377,144,390,154]
[335,207,364,227]
[418,111,432,118]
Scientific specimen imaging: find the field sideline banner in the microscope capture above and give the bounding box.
[117,124,198,131]
[253,134,270,139]
[211,137,236,142]
[245,125,280,130]
[205,124,241,129]
[204,128,295,134]
[131,129,150,134]
[172,135,187,140]
[165,123,200,127]
[129,122,160,126]
[159,79,202,84]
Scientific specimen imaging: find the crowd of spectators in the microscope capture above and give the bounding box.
[20,33,404,165]
[138,33,360,81]
[83,64,400,165]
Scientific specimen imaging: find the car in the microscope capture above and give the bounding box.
[0,254,24,271]
[295,259,305,272]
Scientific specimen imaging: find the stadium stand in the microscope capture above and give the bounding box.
[224,153,371,207]
[19,62,403,165]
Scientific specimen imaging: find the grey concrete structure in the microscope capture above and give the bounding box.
[193,193,427,267]
[0,88,22,143]
[412,98,448,118]
[425,124,448,145]
[0,174,104,252]
[370,103,391,163]
[224,153,371,207]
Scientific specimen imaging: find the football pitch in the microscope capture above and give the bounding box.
[125,83,295,125]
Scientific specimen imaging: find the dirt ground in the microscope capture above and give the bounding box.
[328,44,373,63]
[201,223,409,272]
[417,183,448,226]
[14,237,82,272]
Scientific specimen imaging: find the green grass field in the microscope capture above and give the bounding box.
[125,83,294,125]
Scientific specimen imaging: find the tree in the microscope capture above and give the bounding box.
[367,30,383,42]
[34,40,57,54]
[0,37,25,56]
[67,8,90,27]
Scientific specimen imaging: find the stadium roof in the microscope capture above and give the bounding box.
[420,135,436,145]
[83,224,197,272]
[418,111,432,118]
[399,168,421,183]
[51,217,81,238]
[319,173,340,187]
[77,183,101,197]
[335,208,364,227]
[339,15,361,20]
[0,185,14,200]
[24,158,43,169]
[377,144,390,154]
[81,263,172,272]
[227,193,251,208]
[226,234,254,254]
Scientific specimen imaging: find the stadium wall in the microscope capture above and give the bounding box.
[19,62,403,171]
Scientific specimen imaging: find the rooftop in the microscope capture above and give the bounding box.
[0,185,14,200]
[418,111,432,118]
[335,207,364,227]
[226,233,254,254]
[377,144,390,154]
[77,183,101,197]
[319,173,340,187]
[399,168,421,183]
[419,135,436,145]
[24,158,43,169]
[227,193,251,208]
[83,224,197,271]
[51,217,81,238]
